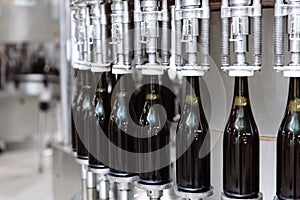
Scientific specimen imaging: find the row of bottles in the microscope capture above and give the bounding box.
[71,69,300,199]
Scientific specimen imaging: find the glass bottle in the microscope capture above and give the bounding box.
[71,69,80,153]
[176,76,211,192]
[138,75,171,185]
[76,70,93,160]
[223,77,260,198]
[277,77,300,199]
[89,72,111,168]
[108,74,138,176]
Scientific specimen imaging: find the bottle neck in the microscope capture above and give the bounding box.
[98,72,108,91]
[146,75,160,101]
[232,77,250,107]
[82,69,92,87]
[287,77,300,112]
[115,74,127,97]
[185,76,201,105]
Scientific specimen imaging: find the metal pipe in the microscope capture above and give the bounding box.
[201,18,210,67]
[134,0,142,65]
[221,18,230,67]
[59,0,70,146]
[274,17,284,67]
[161,0,170,65]
[81,164,88,200]
[101,4,108,64]
[86,171,97,200]
[117,182,133,200]
[123,1,132,66]
[252,16,262,66]
[98,174,110,200]
[175,19,183,66]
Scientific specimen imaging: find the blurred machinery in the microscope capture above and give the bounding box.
[0,0,60,172]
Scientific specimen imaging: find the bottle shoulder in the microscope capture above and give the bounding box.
[279,112,300,136]
[178,104,209,132]
[225,106,258,135]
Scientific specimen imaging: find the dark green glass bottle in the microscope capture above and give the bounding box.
[76,70,93,160]
[138,75,171,185]
[223,77,260,198]
[108,74,138,176]
[88,72,111,168]
[71,69,80,153]
[176,76,211,192]
[277,77,300,200]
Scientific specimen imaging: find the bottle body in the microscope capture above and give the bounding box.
[88,72,112,169]
[277,78,300,199]
[223,77,260,198]
[71,69,80,153]
[76,70,93,160]
[176,76,211,192]
[138,75,171,185]
[108,74,138,176]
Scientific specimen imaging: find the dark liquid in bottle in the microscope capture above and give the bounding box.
[108,74,138,177]
[138,75,171,185]
[223,77,260,198]
[89,72,112,168]
[277,78,300,200]
[71,111,77,152]
[71,69,80,153]
[176,76,211,193]
[76,70,92,160]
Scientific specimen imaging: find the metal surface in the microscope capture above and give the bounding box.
[221,192,263,200]
[220,0,262,76]
[274,0,300,77]
[135,181,172,200]
[174,186,214,199]
[108,175,138,200]
[59,0,71,146]
[174,0,210,76]
[52,144,81,200]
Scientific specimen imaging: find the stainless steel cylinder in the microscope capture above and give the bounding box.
[221,18,230,67]
[201,18,210,67]
[229,0,251,6]
[274,17,284,66]
[252,16,262,66]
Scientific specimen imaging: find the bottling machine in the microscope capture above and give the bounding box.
[57,0,300,199]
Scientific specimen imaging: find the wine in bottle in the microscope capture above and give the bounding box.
[71,69,80,153]
[108,74,138,176]
[76,70,93,160]
[88,72,111,168]
[277,77,300,199]
[138,75,171,185]
[223,77,260,198]
[176,76,211,193]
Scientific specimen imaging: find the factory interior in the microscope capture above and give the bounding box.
[1,0,300,200]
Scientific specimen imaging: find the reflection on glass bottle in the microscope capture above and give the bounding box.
[138,75,171,185]
[277,77,300,200]
[108,74,138,176]
[89,72,112,168]
[223,77,260,198]
[76,70,93,160]
[71,69,80,153]
[176,76,211,192]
